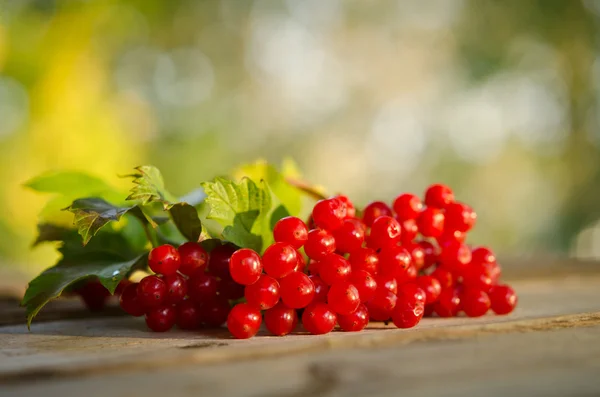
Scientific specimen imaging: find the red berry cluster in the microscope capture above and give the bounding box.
[116,183,517,337]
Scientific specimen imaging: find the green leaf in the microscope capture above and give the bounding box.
[169,203,202,242]
[32,223,74,247]
[64,198,132,245]
[22,251,147,328]
[25,171,118,197]
[125,165,178,209]
[201,177,272,252]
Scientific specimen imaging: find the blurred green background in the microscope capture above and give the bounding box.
[1,0,600,279]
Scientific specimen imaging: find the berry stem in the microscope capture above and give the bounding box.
[141,222,160,248]
[284,177,327,201]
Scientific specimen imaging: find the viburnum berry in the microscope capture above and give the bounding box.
[393,193,423,221]
[176,300,202,330]
[362,201,393,227]
[349,247,379,275]
[471,246,496,266]
[430,266,454,289]
[349,270,377,302]
[199,297,230,327]
[396,263,417,285]
[304,229,336,260]
[365,288,397,321]
[417,208,445,238]
[418,240,438,270]
[327,281,360,315]
[337,303,369,332]
[244,274,280,310]
[312,197,347,231]
[115,279,132,295]
[399,218,419,245]
[461,288,491,317]
[445,202,477,232]
[391,298,424,329]
[488,285,517,315]
[178,242,209,276]
[229,248,263,285]
[397,283,426,305]
[119,282,145,317]
[336,194,356,218]
[434,287,461,317]
[436,229,467,246]
[227,303,262,339]
[163,273,187,305]
[207,243,237,279]
[424,183,454,209]
[264,302,298,336]
[333,218,366,254]
[188,272,218,304]
[378,246,411,278]
[216,277,245,300]
[368,216,401,250]
[403,242,425,270]
[295,253,306,273]
[307,259,320,275]
[279,272,315,309]
[145,305,176,332]
[415,276,441,304]
[137,275,167,309]
[76,280,110,312]
[148,244,180,276]
[262,242,298,279]
[302,303,337,335]
[375,274,398,295]
[273,216,309,249]
[439,241,472,275]
[309,275,329,303]
[462,264,493,292]
[318,253,352,285]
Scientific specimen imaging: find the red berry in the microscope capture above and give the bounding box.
[393,193,423,221]
[368,216,401,250]
[461,288,491,317]
[336,195,356,218]
[417,208,445,238]
[137,275,167,309]
[365,288,397,321]
[391,298,424,329]
[309,275,329,303]
[378,246,411,278]
[279,272,315,309]
[304,229,336,260]
[262,242,298,279]
[244,274,280,310]
[397,283,426,305]
[302,303,337,335]
[115,279,132,295]
[418,240,438,270]
[349,247,379,275]
[227,303,262,339]
[337,303,369,332]
[327,281,360,315]
[403,242,425,270]
[430,266,454,289]
[445,202,476,232]
[375,274,398,295]
[163,273,188,304]
[488,285,517,315]
[396,263,417,285]
[415,276,441,304]
[264,302,298,336]
[273,216,309,249]
[318,253,352,285]
[439,241,472,275]
[207,243,237,279]
[424,184,454,209]
[434,287,461,317]
[362,201,393,227]
[148,244,180,276]
[399,218,419,245]
[295,253,307,273]
[349,270,377,302]
[312,198,347,231]
[307,259,320,275]
[229,248,263,285]
[216,277,245,300]
[188,272,218,304]
[436,229,467,245]
[471,246,496,266]
[178,242,209,276]
[462,264,493,292]
[77,280,110,312]
[199,297,231,327]
[119,282,145,317]
[176,300,202,330]
[333,218,366,254]
[145,305,176,332]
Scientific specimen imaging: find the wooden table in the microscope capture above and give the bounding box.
[1,258,599,397]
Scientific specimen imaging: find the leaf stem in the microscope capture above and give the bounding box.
[142,223,159,248]
[284,177,327,201]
